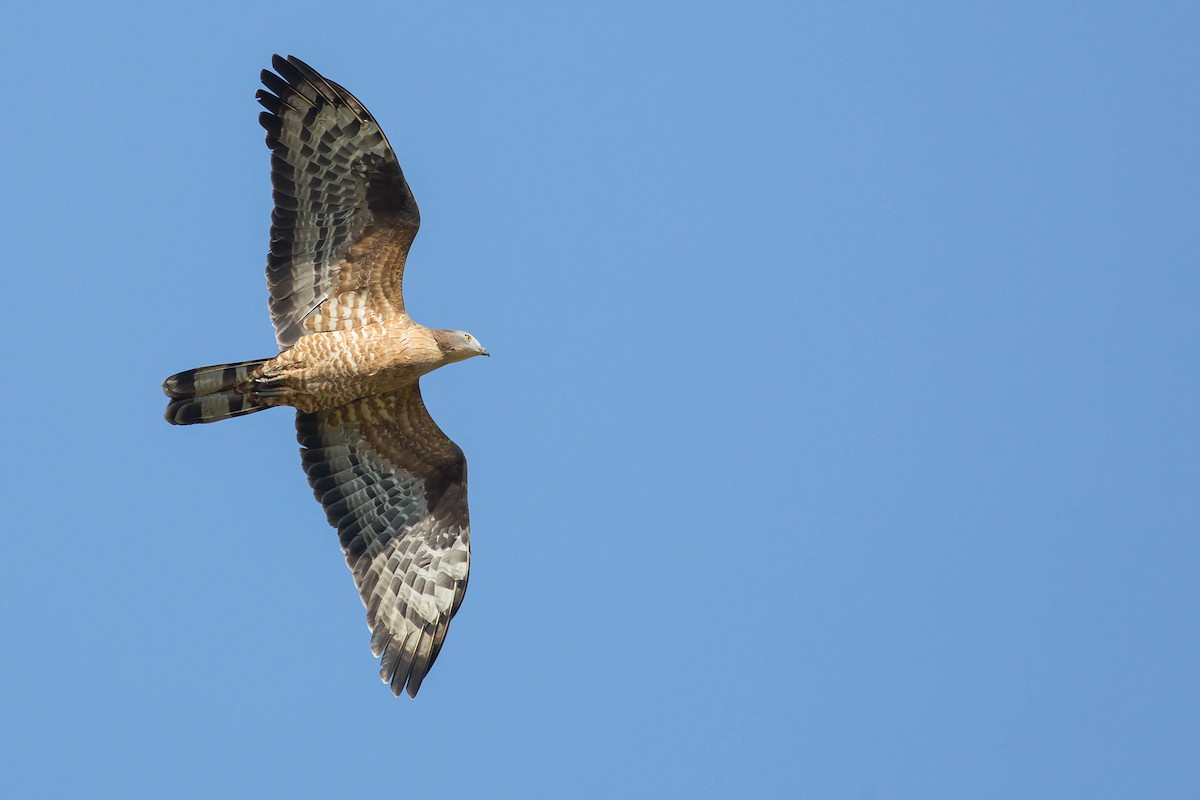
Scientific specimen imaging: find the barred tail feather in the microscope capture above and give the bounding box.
[163,359,271,425]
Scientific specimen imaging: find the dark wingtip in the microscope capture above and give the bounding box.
[259,69,290,100]
[256,89,281,115]
[259,110,282,137]
[284,54,318,73]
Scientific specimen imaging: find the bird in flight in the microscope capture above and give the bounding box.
[163,55,488,697]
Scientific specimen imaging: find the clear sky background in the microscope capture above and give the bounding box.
[1,2,1197,797]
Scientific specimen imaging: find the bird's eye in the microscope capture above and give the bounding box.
[465,334,472,342]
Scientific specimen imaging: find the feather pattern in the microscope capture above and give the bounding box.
[257,54,420,349]
[297,384,470,698]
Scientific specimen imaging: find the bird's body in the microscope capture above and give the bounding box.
[166,323,448,417]
[255,323,435,414]
[163,55,487,697]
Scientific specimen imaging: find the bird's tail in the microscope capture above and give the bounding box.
[163,358,272,425]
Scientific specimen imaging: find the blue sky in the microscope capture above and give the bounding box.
[2,2,1197,797]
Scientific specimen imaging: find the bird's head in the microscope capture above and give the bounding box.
[434,329,490,363]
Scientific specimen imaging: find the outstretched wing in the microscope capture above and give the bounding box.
[296,384,470,697]
[258,54,420,349]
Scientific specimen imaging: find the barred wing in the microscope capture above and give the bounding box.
[258,54,420,349]
[297,385,470,697]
